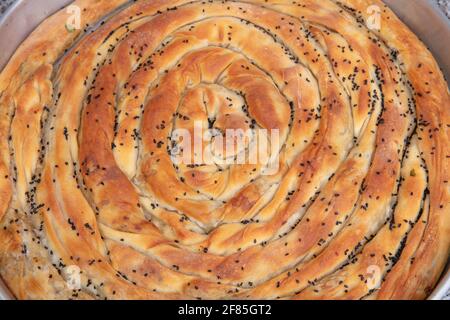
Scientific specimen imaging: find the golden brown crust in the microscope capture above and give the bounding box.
[0,0,448,300]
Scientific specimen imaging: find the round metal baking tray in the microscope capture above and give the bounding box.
[0,0,449,300]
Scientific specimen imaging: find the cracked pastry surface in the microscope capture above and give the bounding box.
[0,0,448,300]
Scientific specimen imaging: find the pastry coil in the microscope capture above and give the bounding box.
[0,0,448,300]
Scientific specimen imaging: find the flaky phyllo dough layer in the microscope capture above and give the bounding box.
[0,0,448,300]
